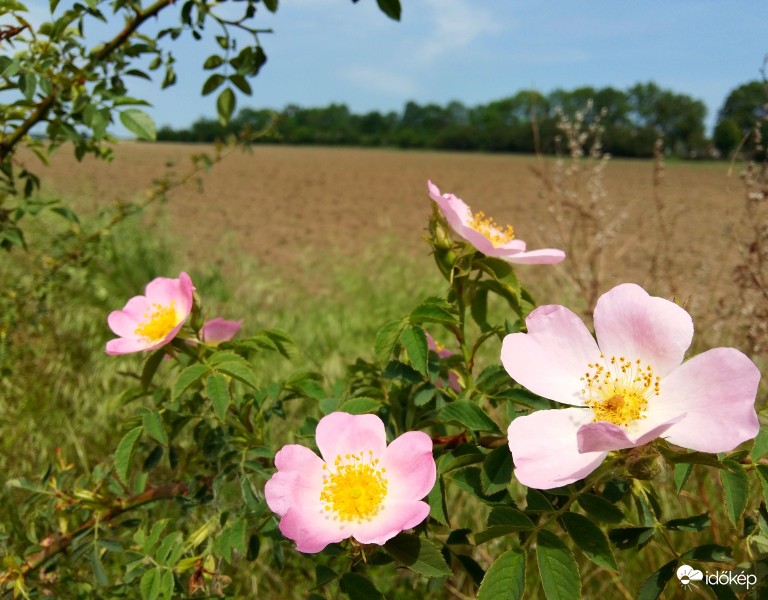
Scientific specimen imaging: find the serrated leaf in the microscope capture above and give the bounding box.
[91,547,109,587]
[481,446,512,494]
[410,297,458,324]
[753,428,768,461]
[115,426,143,484]
[477,550,525,600]
[217,87,236,125]
[172,363,209,401]
[664,513,711,532]
[577,493,624,524]
[206,374,231,419]
[140,569,158,600]
[141,348,166,390]
[401,325,428,376]
[536,529,580,600]
[216,361,258,389]
[159,569,174,600]
[375,318,407,364]
[338,397,380,414]
[721,460,748,525]
[119,109,156,141]
[230,74,252,95]
[426,476,449,526]
[384,533,451,578]
[673,462,694,494]
[636,559,676,600]
[202,73,225,96]
[339,573,384,600]
[561,512,617,571]
[375,0,400,21]
[203,54,224,69]
[142,411,168,446]
[438,401,501,433]
[608,526,654,550]
[680,544,732,562]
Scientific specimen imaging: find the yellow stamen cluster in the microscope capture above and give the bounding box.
[468,209,515,247]
[320,451,388,522]
[580,354,660,427]
[134,301,179,341]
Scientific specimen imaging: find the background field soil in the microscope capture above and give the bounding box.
[36,143,749,330]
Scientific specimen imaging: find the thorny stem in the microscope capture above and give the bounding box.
[0,481,189,593]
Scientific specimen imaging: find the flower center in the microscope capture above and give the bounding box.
[468,209,515,247]
[320,451,388,522]
[580,355,660,427]
[134,301,179,341]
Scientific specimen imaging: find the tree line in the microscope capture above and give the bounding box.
[157,81,767,159]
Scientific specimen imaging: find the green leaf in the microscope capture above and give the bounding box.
[657,445,725,468]
[757,464,768,505]
[401,325,428,376]
[673,462,694,494]
[481,446,512,495]
[172,363,209,401]
[721,460,749,525]
[384,533,451,578]
[159,569,174,600]
[262,0,278,11]
[217,87,236,125]
[206,374,231,419]
[375,318,407,364]
[608,527,654,550]
[338,397,380,415]
[230,74,252,95]
[561,512,617,571]
[216,361,258,389]
[375,0,401,21]
[426,476,449,526]
[119,109,156,141]
[140,569,158,600]
[536,529,581,600]
[475,507,534,544]
[636,559,676,600]
[142,411,168,446]
[477,550,525,600]
[202,73,225,96]
[141,349,165,390]
[664,513,711,532]
[680,544,732,562]
[203,55,224,69]
[438,401,501,433]
[577,494,624,524]
[339,573,384,600]
[410,297,458,324]
[115,426,143,484]
[752,428,768,461]
[91,547,109,587]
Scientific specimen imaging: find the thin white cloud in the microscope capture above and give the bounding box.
[415,0,501,66]
[341,66,418,97]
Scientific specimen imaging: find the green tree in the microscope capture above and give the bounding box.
[715,81,768,156]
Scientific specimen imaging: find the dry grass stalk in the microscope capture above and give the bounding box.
[533,102,629,312]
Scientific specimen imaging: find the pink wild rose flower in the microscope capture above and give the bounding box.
[265,412,436,553]
[428,180,565,264]
[106,272,195,355]
[200,317,242,345]
[502,283,760,490]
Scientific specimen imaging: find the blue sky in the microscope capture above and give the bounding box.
[25,0,768,134]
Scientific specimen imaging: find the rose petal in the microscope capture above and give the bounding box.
[381,431,435,501]
[594,283,693,377]
[315,412,387,465]
[497,248,566,265]
[508,408,607,489]
[278,505,352,553]
[501,305,600,406]
[576,414,685,453]
[105,337,152,355]
[647,348,760,452]
[201,317,242,344]
[352,501,430,545]
[265,445,326,516]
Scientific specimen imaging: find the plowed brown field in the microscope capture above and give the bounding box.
[37,142,749,319]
